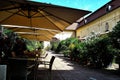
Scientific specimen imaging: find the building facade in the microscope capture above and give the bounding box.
[76,0,120,39]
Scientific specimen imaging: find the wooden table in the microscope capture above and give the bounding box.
[8,57,38,80]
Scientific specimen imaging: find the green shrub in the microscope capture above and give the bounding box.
[86,36,114,68]
[71,41,88,64]
[109,21,120,69]
[56,37,79,56]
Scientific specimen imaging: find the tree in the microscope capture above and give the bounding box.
[109,21,120,70]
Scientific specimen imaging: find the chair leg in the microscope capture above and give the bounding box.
[47,70,52,80]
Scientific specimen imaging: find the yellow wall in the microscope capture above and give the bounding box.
[76,8,120,38]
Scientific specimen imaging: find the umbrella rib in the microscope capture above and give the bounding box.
[19,9,28,17]
[8,1,28,17]
[17,32,51,40]
[31,12,39,17]
[47,30,56,35]
[2,24,61,32]
[0,6,20,11]
[43,34,52,40]
[0,10,21,23]
[5,10,27,18]
[15,32,43,35]
[32,15,49,18]
[6,27,20,32]
[38,10,63,31]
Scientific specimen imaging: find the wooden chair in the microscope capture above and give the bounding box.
[39,56,55,71]
[39,53,48,61]
[26,60,38,80]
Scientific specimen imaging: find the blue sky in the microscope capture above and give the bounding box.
[30,0,111,12]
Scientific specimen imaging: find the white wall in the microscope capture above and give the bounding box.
[54,31,75,40]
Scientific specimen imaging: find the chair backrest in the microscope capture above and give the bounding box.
[44,53,48,58]
[49,56,55,71]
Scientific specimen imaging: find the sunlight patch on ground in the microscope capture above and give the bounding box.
[53,57,75,70]
[106,63,119,70]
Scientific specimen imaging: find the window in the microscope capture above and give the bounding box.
[106,4,112,12]
[84,19,87,24]
[105,22,109,32]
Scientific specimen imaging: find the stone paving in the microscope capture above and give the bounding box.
[37,51,120,80]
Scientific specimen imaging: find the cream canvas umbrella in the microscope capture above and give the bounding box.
[0,0,90,41]
[3,25,59,41]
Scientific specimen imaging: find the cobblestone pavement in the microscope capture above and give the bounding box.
[37,51,120,80]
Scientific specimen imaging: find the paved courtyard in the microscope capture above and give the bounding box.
[37,51,120,80]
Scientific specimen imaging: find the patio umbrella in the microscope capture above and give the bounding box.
[3,25,60,41]
[0,0,90,40]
